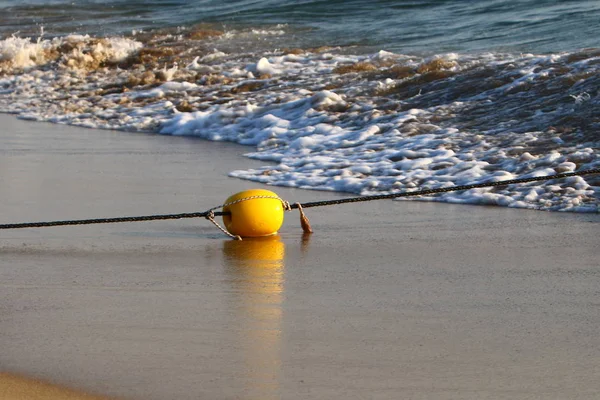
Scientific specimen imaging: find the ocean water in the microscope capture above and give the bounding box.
[0,0,598,211]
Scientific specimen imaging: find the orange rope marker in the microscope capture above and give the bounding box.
[297,203,313,234]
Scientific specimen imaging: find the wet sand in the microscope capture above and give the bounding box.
[1,114,599,400]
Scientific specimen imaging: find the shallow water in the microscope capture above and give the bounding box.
[0,1,598,211]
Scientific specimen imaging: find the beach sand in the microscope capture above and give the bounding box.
[1,114,599,400]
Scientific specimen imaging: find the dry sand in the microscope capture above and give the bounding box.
[1,114,599,399]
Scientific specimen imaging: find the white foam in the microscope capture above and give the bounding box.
[201,50,227,63]
[250,57,280,76]
[0,34,598,212]
[0,36,49,69]
[103,37,144,62]
[0,34,142,73]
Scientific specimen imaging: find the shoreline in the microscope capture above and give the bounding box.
[1,115,599,399]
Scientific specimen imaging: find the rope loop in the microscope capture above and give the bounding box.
[204,209,242,240]
[221,195,286,210]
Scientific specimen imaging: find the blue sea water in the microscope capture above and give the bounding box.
[0,0,599,211]
[2,0,599,54]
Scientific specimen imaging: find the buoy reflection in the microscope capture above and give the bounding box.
[222,235,285,400]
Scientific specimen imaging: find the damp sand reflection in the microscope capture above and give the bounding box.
[222,235,286,400]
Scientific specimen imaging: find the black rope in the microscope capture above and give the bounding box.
[1,168,598,230]
[0,211,227,230]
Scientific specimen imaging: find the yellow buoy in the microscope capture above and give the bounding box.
[222,189,285,237]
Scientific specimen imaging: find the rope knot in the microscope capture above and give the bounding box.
[281,200,292,211]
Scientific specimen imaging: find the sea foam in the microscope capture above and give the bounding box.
[0,30,598,212]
